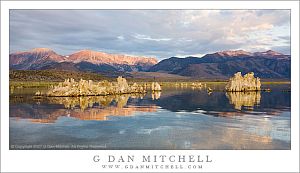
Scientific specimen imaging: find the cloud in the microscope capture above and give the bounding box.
[9,10,290,59]
[134,34,172,42]
[117,35,125,40]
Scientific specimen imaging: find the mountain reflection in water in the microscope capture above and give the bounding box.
[9,85,291,149]
[10,88,290,123]
[10,94,158,123]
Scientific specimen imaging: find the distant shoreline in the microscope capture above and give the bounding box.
[9,80,290,89]
[9,70,291,83]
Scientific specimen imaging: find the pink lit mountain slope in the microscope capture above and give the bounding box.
[9,48,158,72]
[67,50,157,66]
[9,48,65,70]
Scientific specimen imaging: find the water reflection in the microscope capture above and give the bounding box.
[9,85,291,149]
[152,91,161,100]
[47,93,146,111]
[226,91,261,110]
[188,127,275,150]
[10,87,291,122]
[10,94,158,123]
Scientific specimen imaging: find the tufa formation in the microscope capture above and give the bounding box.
[225,72,261,92]
[46,76,147,97]
[151,82,162,91]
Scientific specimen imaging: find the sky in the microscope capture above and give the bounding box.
[10,10,290,60]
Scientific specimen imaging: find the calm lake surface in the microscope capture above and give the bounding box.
[9,84,291,150]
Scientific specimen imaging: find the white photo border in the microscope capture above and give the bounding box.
[1,1,299,172]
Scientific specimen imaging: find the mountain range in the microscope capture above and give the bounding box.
[149,50,290,79]
[9,48,157,74]
[9,48,291,79]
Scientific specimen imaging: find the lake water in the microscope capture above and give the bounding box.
[9,84,291,150]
